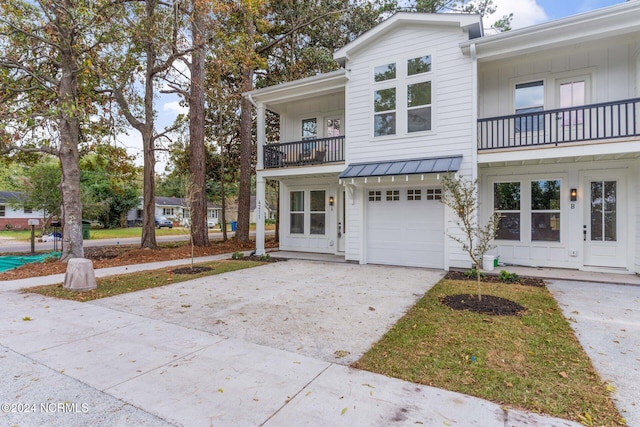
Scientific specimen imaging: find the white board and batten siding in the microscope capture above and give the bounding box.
[478,36,637,118]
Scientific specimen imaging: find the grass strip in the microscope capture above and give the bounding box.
[353,279,624,426]
[25,260,265,302]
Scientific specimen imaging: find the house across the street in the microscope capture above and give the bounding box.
[127,196,221,228]
[249,3,640,275]
[0,191,45,230]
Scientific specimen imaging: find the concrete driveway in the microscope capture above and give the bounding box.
[547,280,640,427]
[92,260,445,365]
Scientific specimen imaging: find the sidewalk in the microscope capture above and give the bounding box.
[0,256,604,427]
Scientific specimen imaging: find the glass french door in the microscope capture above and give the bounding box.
[584,179,625,268]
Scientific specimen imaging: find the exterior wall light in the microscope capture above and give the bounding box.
[329,196,335,207]
[570,188,577,202]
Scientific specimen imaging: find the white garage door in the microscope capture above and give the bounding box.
[366,188,444,268]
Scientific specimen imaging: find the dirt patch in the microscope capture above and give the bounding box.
[171,266,213,274]
[441,293,527,316]
[0,238,278,280]
[444,270,545,287]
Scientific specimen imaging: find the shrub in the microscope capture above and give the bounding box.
[231,251,244,260]
[464,269,485,280]
[259,253,270,261]
[498,270,520,283]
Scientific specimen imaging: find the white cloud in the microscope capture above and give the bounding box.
[163,101,188,115]
[484,0,548,30]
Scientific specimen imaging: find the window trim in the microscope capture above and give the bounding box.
[371,53,434,138]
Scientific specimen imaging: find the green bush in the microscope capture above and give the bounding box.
[464,269,485,279]
[231,251,244,260]
[259,253,271,261]
[498,270,520,283]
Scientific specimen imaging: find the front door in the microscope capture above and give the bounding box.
[337,190,346,252]
[583,177,626,268]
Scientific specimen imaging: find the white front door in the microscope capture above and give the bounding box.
[337,189,346,252]
[583,177,626,268]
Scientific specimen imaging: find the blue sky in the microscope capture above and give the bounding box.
[489,0,626,29]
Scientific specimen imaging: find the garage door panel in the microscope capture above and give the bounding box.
[367,189,444,269]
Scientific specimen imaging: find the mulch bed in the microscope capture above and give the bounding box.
[444,270,545,287]
[234,255,288,263]
[171,266,213,274]
[441,293,527,316]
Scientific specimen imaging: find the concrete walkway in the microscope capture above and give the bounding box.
[1,254,622,426]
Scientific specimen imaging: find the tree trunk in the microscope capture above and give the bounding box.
[141,127,157,249]
[140,0,158,249]
[188,3,209,247]
[237,67,253,242]
[58,7,83,262]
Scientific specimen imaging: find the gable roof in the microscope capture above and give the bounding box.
[460,1,640,61]
[0,191,25,204]
[334,12,482,64]
[155,196,221,210]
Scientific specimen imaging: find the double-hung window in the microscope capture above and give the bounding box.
[310,190,326,235]
[0,205,5,217]
[494,182,521,241]
[373,63,397,137]
[531,180,561,242]
[290,191,304,234]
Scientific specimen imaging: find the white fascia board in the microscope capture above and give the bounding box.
[461,1,640,60]
[257,164,345,180]
[335,12,481,62]
[242,69,347,107]
[477,140,640,165]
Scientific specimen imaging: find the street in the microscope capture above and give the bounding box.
[0,230,273,254]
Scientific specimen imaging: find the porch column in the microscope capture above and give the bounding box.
[255,175,266,256]
[256,101,265,170]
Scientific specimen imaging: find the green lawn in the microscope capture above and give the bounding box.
[353,278,624,426]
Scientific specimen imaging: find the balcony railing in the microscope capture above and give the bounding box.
[263,135,345,169]
[478,98,640,151]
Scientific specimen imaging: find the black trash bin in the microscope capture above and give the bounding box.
[82,220,91,240]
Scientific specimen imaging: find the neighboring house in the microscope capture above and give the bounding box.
[225,196,277,223]
[127,196,221,227]
[249,3,640,275]
[0,191,45,229]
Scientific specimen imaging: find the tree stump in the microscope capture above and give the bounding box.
[63,258,97,291]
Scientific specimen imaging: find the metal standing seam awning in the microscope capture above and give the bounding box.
[338,155,462,180]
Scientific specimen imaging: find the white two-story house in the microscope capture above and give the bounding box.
[250,2,640,275]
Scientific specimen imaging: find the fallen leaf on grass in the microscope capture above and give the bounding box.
[341,408,348,415]
[559,371,568,378]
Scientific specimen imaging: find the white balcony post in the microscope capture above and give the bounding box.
[255,176,266,256]
[256,101,265,170]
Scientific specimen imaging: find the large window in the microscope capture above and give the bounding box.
[531,180,561,242]
[374,88,396,137]
[310,190,326,235]
[0,205,5,217]
[290,191,304,234]
[373,55,432,137]
[515,81,544,132]
[494,182,520,241]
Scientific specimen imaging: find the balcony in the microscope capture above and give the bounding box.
[478,98,640,151]
[263,135,345,169]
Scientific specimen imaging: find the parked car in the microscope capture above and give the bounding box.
[207,219,216,229]
[155,216,173,229]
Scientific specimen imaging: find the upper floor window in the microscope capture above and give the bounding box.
[374,88,396,137]
[407,81,431,132]
[408,55,431,76]
[559,80,586,125]
[515,80,544,132]
[302,118,317,140]
[326,118,341,136]
[374,63,396,82]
